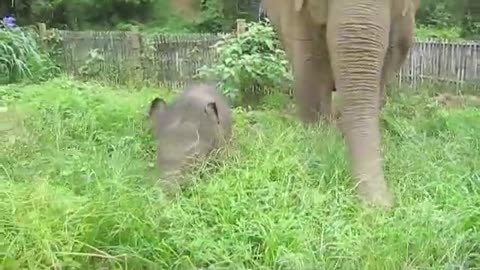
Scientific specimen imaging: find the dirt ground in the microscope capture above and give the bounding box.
[434,93,480,108]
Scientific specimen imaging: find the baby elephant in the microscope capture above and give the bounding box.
[147,83,233,194]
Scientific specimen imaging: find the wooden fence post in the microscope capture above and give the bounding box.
[126,31,144,83]
[236,19,247,35]
[36,22,47,49]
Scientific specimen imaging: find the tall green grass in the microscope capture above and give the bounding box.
[0,27,59,85]
[0,78,479,269]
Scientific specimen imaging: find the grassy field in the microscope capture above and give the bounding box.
[1,78,479,269]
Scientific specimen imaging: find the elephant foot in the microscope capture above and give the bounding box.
[298,112,332,125]
[331,104,341,120]
[331,107,345,136]
[379,98,387,111]
[356,180,394,208]
[157,173,184,198]
[297,102,335,125]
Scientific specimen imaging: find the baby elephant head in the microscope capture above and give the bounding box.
[147,95,225,183]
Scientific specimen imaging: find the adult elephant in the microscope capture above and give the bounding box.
[262,0,420,207]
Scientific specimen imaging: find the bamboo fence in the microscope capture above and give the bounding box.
[398,38,479,88]
[56,30,480,89]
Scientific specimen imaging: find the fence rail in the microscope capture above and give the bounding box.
[398,38,480,88]
[56,30,480,89]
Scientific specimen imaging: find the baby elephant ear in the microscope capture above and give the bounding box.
[148,97,167,117]
[204,102,220,124]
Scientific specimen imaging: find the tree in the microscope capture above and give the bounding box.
[462,0,480,38]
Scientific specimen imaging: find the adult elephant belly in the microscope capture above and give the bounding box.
[262,0,418,208]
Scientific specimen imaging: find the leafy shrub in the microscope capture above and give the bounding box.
[417,2,457,28]
[462,12,480,40]
[0,26,59,84]
[197,20,292,105]
[415,25,463,40]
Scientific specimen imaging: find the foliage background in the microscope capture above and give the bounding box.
[196,21,292,106]
[0,26,59,84]
[2,0,478,38]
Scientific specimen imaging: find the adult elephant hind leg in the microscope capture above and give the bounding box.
[262,0,333,123]
[379,46,403,111]
[379,46,394,110]
[292,26,335,124]
[380,5,416,110]
[326,0,393,207]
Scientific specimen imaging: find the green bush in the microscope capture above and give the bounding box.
[461,12,480,40]
[0,27,59,84]
[415,25,463,40]
[197,20,292,105]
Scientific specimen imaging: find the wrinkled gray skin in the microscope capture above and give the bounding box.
[148,83,233,194]
[262,0,420,207]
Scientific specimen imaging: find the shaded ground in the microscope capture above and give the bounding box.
[1,78,479,269]
[434,93,480,108]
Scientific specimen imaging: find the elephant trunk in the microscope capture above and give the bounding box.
[327,1,393,206]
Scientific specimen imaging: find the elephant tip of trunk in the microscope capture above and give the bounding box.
[359,192,394,209]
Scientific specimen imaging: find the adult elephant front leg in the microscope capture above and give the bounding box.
[327,0,393,207]
[292,26,335,123]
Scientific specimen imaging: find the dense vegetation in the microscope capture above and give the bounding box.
[1,77,479,268]
[0,26,59,84]
[4,0,259,33]
[197,21,292,105]
[1,1,479,269]
[2,0,479,38]
[416,0,480,39]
